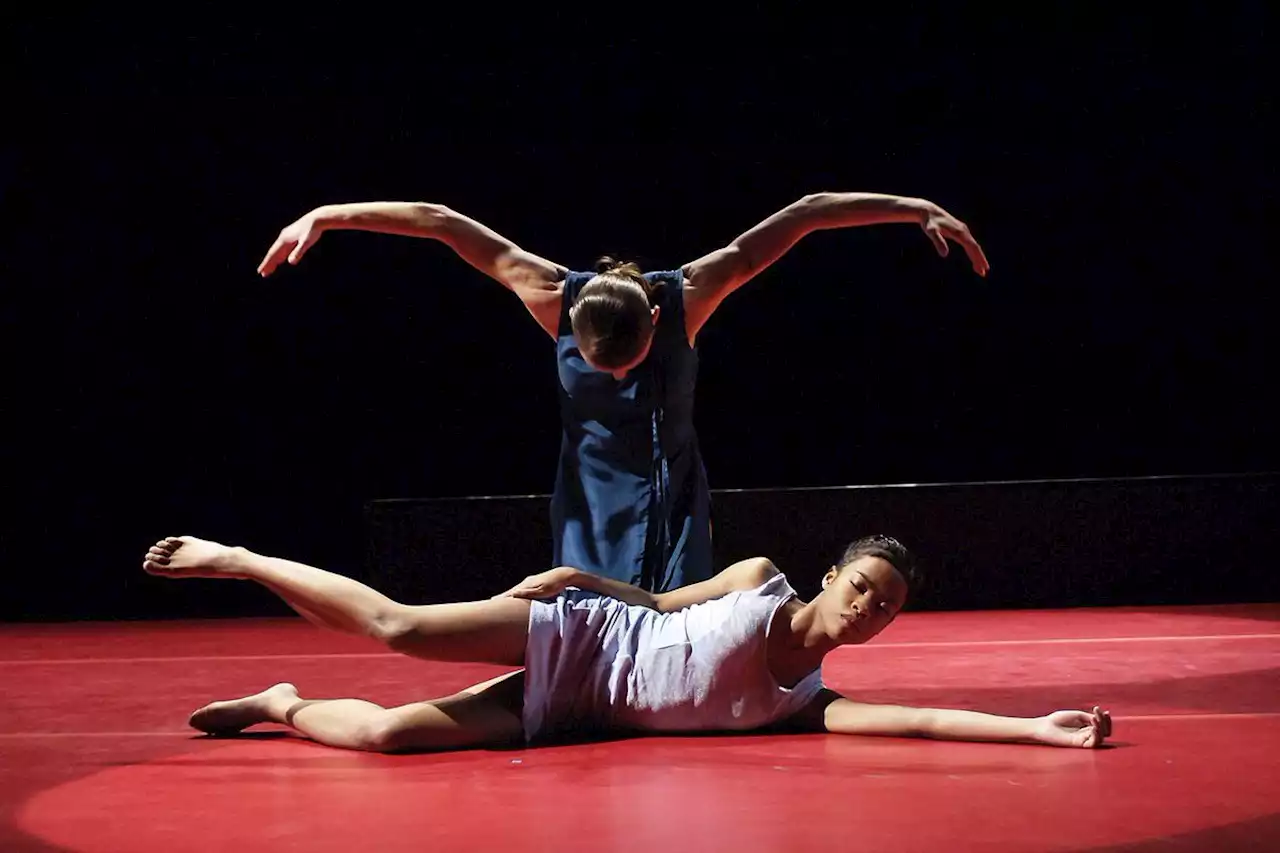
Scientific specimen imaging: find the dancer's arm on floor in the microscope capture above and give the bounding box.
[680,193,990,337]
[258,202,568,336]
[789,688,1111,748]
[494,558,779,612]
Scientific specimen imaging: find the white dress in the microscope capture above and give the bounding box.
[521,572,825,742]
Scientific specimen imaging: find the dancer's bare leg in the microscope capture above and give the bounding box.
[143,536,529,665]
[189,671,526,753]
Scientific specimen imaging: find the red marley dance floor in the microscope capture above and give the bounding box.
[2,603,1278,852]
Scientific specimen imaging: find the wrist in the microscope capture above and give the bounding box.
[1027,716,1052,744]
[899,196,937,222]
[309,204,346,231]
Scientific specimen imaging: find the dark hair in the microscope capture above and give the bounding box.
[569,256,663,370]
[837,535,921,593]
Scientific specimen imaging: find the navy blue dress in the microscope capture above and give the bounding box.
[551,270,714,591]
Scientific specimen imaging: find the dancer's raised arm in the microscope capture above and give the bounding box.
[258,202,568,336]
[681,192,990,338]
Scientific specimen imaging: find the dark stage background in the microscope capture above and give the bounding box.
[7,12,1274,620]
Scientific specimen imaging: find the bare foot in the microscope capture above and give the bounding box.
[142,536,243,579]
[189,682,300,735]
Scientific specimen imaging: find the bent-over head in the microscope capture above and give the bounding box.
[569,256,663,379]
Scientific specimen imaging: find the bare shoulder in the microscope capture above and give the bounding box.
[678,257,729,305]
[680,246,746,294]
[722,557,780,591]
[502,255,567,295]
[503,267,565,338]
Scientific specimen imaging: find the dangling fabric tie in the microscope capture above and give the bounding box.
[643,356,672,592]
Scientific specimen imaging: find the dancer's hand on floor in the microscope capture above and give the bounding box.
[1035,706,1112,748]
[493,567,579,601]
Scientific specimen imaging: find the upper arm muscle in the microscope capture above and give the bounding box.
[494,247,567,293]
[497,249,566,338]
[654,557,778,613]
[681,197,815,340]
[438,208,567,338]
[681,246,749,341]
[792,690,926,737]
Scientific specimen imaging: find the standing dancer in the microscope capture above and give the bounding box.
[259,192,989,590]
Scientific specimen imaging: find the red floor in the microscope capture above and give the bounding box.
[2,604,1277,852]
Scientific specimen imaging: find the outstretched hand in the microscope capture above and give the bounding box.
[920,204,990,277]
[1036,706,1112,748]
[258,211,325,277]
[492,567,579,601]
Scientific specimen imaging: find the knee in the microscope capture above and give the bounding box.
[369,607,416,651]
[352,714,412,753]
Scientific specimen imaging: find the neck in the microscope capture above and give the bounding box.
[768,598,839,682]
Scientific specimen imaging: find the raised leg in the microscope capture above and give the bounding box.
[143,536,531,666]
[189,671,526,753]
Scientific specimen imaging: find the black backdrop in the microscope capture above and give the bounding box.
[8,11,1273,620]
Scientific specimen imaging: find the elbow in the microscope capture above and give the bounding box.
[413,201,452,221]
[414,202,458,238]
[796,192,833,211]
[772,193,832,233]
[907,708,936,739]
